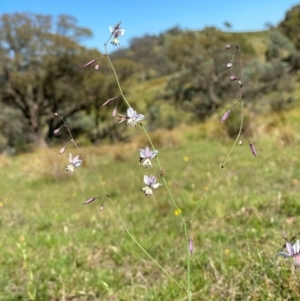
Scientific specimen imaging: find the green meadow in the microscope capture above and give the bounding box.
[1,107,300,300]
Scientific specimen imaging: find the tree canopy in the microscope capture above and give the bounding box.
[1,6,300,152]
[0,13,105,149]
[279,4,300,50]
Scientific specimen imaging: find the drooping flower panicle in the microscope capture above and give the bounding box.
[139,146,158,168]
[142,175,161,196]
[118,107,144,127]
[278,240,300,269]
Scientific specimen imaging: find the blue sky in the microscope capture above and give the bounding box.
[1,0,299,51]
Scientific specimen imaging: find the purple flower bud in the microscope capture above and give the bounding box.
[225,44,231,49]
[84,59,96,67]
[95,64,99,70]
[83,197,97,204]
[59,146,66,154]
[226,63,233,68]
[54,112,59,116]
[189,239,194,254]
[112,106,117,117]
[220,110,230,123]
[229,75,239,81]
[249,142,257,157]
[239,134,244,146]
[53,128,60,134]
[102,96,118,107]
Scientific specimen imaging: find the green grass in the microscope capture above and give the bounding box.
[1,120,300,300]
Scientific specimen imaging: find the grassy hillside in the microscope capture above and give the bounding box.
[2,26,300,300]
[1,106,300,300]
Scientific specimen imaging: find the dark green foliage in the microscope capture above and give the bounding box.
[265,30,295,61]
[278,4,300,49]
[165,28,255,120]
[276,4,300,72]
[0,13,124,150]
[110,27,180,78]
[112,23,299,125]
[0,13,98,148]
[1,10,300,152]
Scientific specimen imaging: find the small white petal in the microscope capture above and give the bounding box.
[148,175,156,185]
[73,159,82,167]
[135,114,145,122]
[142,186,153,196]
[65,164,74,174]
[286,242,294,255]
[152,183,161,189]
[127,107,135,118]
[142,158,152,168]
[109,26,113,33]
[143,175,149,185]
[278,251,293,258]
[127,118,137,127]
[294,240,300,254]
[139,149,146,159]
[294,253,300,268]
[111,37,119,45]
[71,155,79,163]
[150,150,158,159]
[144,146,151,157]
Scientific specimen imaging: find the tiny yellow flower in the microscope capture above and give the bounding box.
[224,248,230,255]
[184,156,189,162]
[0,202,3,207]
[19,236,25,242]
[174,208,182,216]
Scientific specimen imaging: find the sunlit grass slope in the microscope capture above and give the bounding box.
[1,111,300,300]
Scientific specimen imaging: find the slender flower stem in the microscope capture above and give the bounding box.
[104,48,182,213]
[104,44,130,108]
[187,46,244,222]
[59,116,186,293]
[103,40,192,300]
[188,98,244,222]
[140,109,192,301]
[58,25,253,301]
[243,254,278,301]
[140,124,180,209]
[183,219,192,300]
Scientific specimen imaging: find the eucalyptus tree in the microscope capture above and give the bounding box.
[0,13,105,148]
